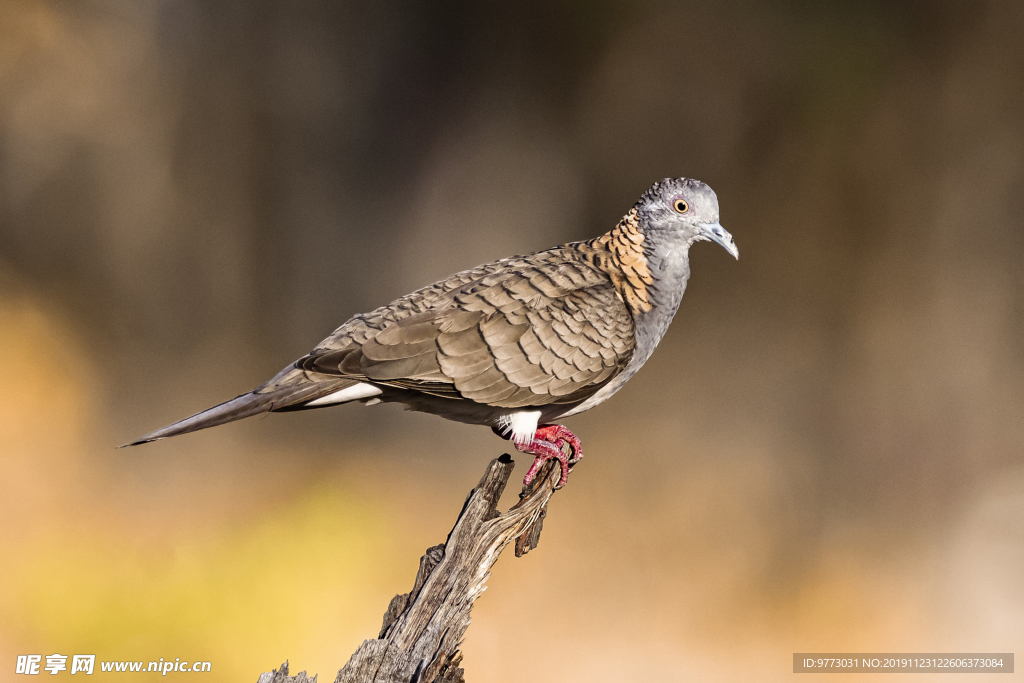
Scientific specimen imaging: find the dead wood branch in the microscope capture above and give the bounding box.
[257,454,563,683]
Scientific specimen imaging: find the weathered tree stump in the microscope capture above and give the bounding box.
[257,453,563,683]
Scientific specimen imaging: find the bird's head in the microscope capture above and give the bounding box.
[636,177,738,259]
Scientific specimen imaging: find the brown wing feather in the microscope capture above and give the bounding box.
[296,252,636,409]
[128,235,643,446]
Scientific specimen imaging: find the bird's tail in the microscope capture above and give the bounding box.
[121,380,354,447]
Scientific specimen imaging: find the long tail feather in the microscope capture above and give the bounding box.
[122,381,353,447]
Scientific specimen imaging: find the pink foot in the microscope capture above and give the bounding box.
[493,424,583,489]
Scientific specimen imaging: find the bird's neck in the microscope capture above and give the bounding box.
[576,209,691,316]
[576,208,655,314]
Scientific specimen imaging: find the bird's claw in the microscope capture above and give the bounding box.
[519,424,583,489]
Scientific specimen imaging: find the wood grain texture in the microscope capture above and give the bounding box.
[257,661,318,683]
[255,454,563,683]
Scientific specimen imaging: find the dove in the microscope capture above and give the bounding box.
[126,178,738,487]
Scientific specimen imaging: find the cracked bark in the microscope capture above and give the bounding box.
[256,453,563,683]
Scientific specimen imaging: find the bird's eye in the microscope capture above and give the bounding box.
[673,198,689,214]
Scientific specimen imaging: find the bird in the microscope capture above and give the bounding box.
[125,177,738,488]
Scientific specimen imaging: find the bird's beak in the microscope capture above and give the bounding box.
[699,221,739,260]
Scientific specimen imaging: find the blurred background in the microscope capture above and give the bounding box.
[1,0,1023,680]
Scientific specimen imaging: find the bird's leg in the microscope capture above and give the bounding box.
[493,424,583,489]
[520,438,569,488]
[535,425,583,467]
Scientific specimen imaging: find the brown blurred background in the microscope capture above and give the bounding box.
[1,0,1023,680]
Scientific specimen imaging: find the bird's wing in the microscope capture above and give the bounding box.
[297,256,636,408]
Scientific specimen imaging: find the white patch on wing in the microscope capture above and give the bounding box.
[305,382,383,406]
[498,410,541,448]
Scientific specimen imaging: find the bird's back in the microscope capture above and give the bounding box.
[275,242,636,409]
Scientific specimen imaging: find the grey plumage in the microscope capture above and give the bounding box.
[126,178,737,453]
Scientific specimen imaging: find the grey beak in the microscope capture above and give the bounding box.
[700,221,739,260]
